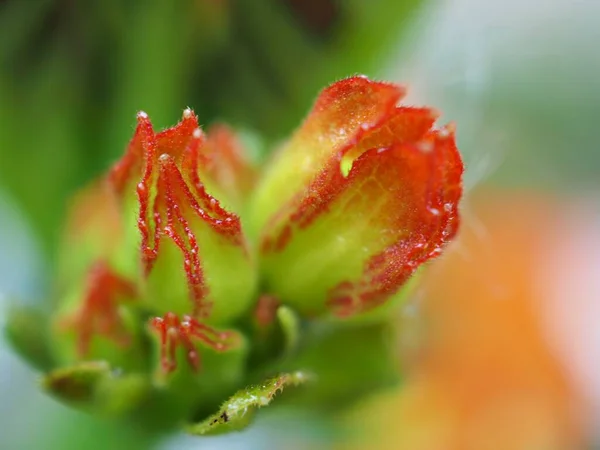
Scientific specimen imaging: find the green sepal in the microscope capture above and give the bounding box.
[277,305,300,355]
[274,323,401,410]
[50,290,147,372]
[324,271,421,327]
[186,371,309,436]
[142,236,257,325]
[4,304,54,371]
[147,328,250,425]
[42,361,150,416]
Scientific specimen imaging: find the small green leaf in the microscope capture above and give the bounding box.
[43,361,110,404]
[4,304,54,371]
[186,371,309,436]
[42,361,149,416]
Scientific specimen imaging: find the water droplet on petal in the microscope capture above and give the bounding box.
[438,127,450,138]
[417,141,433,153]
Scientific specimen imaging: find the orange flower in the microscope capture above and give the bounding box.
[339,193,586,450]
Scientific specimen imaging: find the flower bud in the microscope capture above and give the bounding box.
[51,260,145,371]
[51,181,144,370]
[110,110,257,324]
[251,76,463,318]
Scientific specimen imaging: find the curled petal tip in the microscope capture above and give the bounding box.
[110,110,255,323]
[438,122,456,138]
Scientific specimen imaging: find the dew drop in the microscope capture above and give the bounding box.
[438,127,450,138]
[418,141,433,153]
[167,327,179,339]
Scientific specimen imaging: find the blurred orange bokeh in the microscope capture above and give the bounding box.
[340,191,589,450]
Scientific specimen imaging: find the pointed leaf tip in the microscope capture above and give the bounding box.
[186,371,310,435]
[42,361,149,415]
[4,304,54,371]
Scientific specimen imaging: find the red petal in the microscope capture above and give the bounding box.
[329,127,462,316]
[109,112,153,195]
[260,104,462,317]
[252,76,405,234]
[61,260,136,357]
[140,125,242,317]
[109,110,246,318]
[261,106,440,252]
[305,76,405,143]
[342,107,439,166]
[155,108,200,163]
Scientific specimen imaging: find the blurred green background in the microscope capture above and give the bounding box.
[1,0,598,449]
